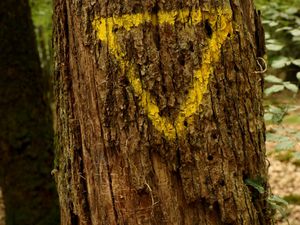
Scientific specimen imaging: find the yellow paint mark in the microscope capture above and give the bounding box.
[93,7,233,140]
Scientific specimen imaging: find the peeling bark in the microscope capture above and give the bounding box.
[53,0,272,224]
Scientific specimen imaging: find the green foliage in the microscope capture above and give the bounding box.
[283,113,300,124]
[266,127,300,166]
[262,17,300,126]
[245,178,289,223]
[256,0,300,126]
[266,133,295,151]
[268,195,289,208]
[29,0,52,74]
[256,0,300,75]
[297,72,300,80]
[245,178,265,194]
[264,105,288,124]
[263,74,298,106]
[274,151,294,162]
[283,194,300,205]
[275,140,295,151]
[30,0,52,29]
[268,194,290,224]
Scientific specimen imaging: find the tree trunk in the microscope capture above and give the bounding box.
[0,0,59,224]
[53,0,271,224]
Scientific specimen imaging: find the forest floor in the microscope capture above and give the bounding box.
[267,124,300,225]
[0,95,299,225]
[266,91,300,225]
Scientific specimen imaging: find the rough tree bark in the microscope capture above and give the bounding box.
[53,0,271,224]
[0,0,59,224]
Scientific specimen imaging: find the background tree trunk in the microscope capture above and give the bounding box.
[0,0,59,224]
[53,0,271,224]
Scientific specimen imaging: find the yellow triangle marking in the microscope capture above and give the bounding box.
[93,7,233,140]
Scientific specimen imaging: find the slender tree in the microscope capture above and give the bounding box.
[53,0,271,224]
[0,0,59,224]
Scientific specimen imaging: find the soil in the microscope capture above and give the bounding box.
[267,123,300,225]
[268,157,300,225]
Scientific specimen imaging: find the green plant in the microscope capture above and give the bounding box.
[283,194,300,205]
[256,0,300,127]
[30,0,52,74]
[268,195,290,225]
[245,178,290,224]
[266,128,300,166]
[264,75,299,96]
[256,0,300,83]
[263,64,299,126]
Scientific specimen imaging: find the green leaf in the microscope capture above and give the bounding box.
[271,57,291,69]
[268,195,289,207]
[266,133,289,142]
[268,202,288,220]
[264,75,283,83]
[290,29,300,36]
[264,113,273,122]
[275,26,293,32]
[285,7,298,15]
[245,179,265,194]
[275,140,295,151]
[265,105,287,124]
[266,43,284,51]
[283,82,299,93]
[264,85,285,96]
[272,113,286,124]
[292,59,300,67]
[278,12,291,20]
[293,36,300,42]
[297,72,300,81]
[269,105,284,114]
[265,32,270,39]
[262,19,272,25]
[266,39,277,44]
[269,21,279,27]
